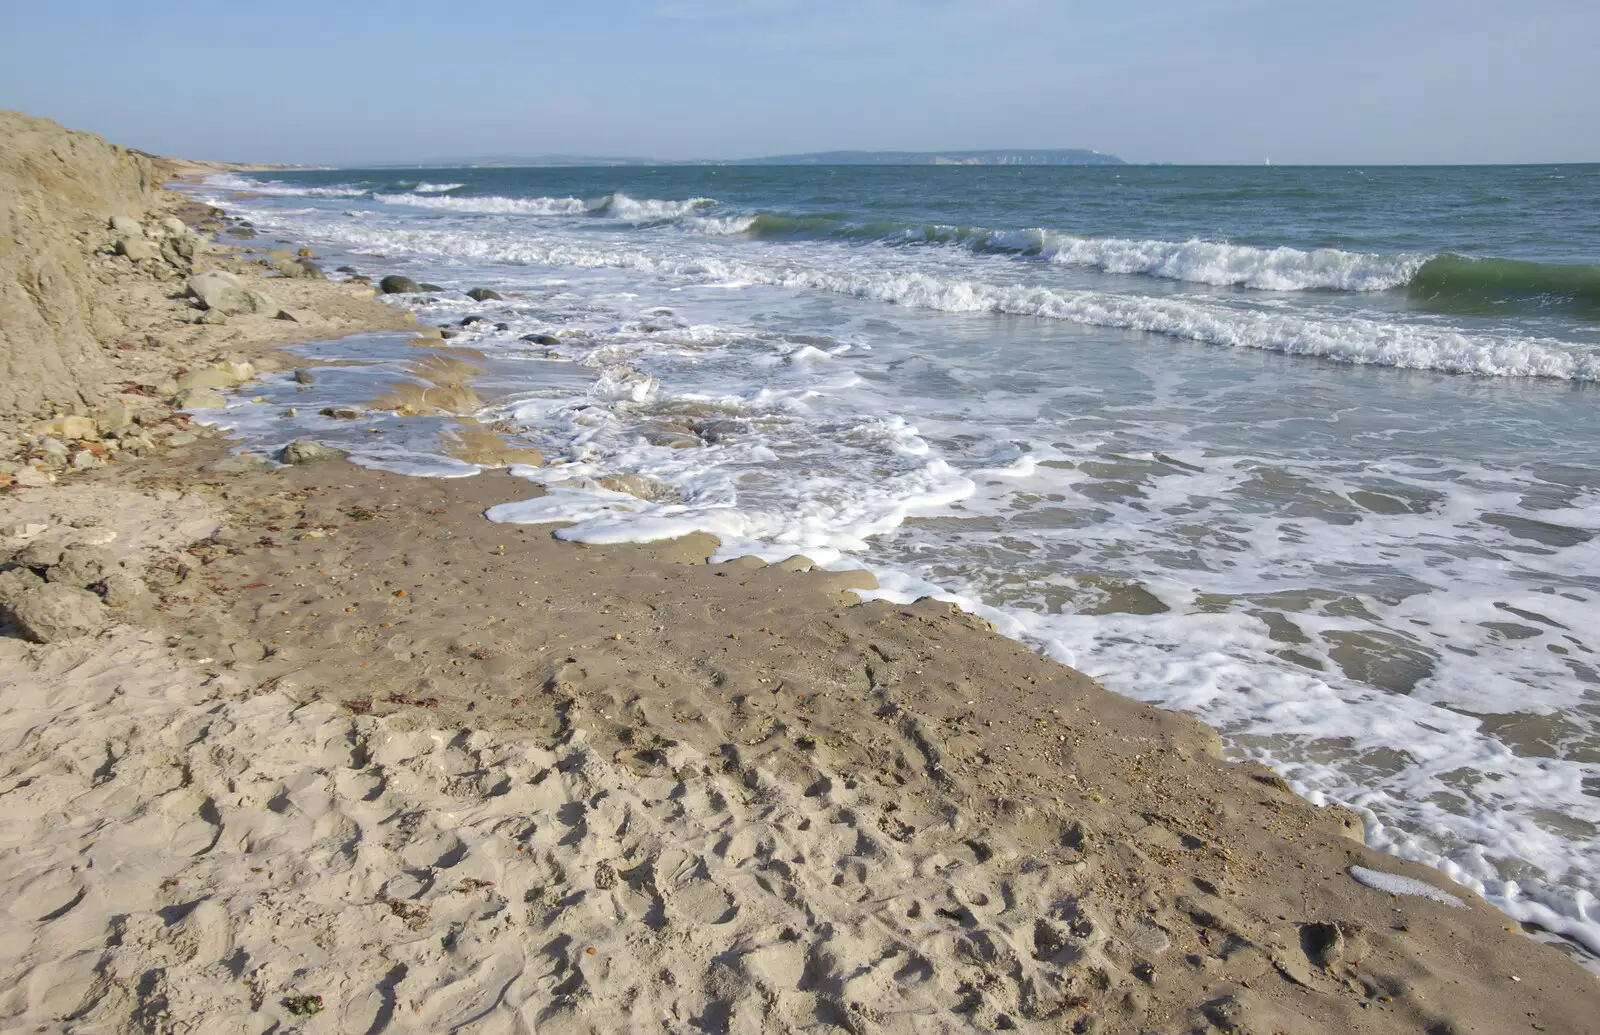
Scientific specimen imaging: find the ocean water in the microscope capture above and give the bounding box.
[196,164,1600,958]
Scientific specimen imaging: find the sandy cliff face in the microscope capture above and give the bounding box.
[0,110,163,417]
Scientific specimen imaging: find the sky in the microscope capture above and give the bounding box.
[2,0,1596,166]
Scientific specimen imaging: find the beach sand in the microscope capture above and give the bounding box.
[1,109,1596,1033]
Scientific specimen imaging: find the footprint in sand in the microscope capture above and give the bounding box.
[161,792,223,856]
[8,864,86,923]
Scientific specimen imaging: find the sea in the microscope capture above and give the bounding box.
[194,163,1600,960]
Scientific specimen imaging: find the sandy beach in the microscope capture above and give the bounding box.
[2,109,1597,1034]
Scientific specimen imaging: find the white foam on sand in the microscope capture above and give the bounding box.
[1350,866,1467,907]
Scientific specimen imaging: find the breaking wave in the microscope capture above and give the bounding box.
[371,191,716,222]
[294,220,1600,381]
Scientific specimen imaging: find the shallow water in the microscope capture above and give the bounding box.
[197,163,1600,957]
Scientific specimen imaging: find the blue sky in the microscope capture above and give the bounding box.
[2,0,1595,165]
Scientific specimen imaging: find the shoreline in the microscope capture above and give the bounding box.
[1,110,1596,1033]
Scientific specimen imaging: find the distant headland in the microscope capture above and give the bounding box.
[358,148,1126,169]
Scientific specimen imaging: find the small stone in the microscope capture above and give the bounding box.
[109,215,144,237]
[521,333,560,346]
[418,283,444,292]
[116,236,160,262]
[187,269,254,314]
[319,406,362,420]
[466,287,502,301]
[166,431,199,447]
[198,309,229,325]
[276,308,321,323]
[379,275,420,294]
[293,368,317,384]
[8,583,108,642]
[280,439,349,465]
[70,450,102,470]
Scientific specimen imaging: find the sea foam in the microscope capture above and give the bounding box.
[270,217,1600,381]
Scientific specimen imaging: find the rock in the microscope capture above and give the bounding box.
[159,216,190,237]
[165,431,199,447]
[595,474,680,502]
[295,259,326,279]
[0,522,48,540]
[276,308,321,324]
[466,287,502,301]
[45,545,117,588]
[198,309,228,325]
[97,400,137,429]
[521,333,560,346]
[494,322,511,331]
[319,406,363,420]
[159,235,196,266]
[460,316,488,327]
[202,453,274,474]
[100,572,150,608]
[70,450,102,470]
[0,567,46,608]
[176,365,238,392]
[336,265,358,274]
[414,325,444,339]
[33,415,99,440]
[1202,995,1248,1032]
[280,438,348,465]
[293,368,317,384]
[418,283,444,292]
[187,269,252,314]
[176,387,228,410]
[12,466,53,488]
[8,583,108,642]
[245,290,276,314]
[816,569,879,600]
[108,215,144,237]
[116,236,160,262]
[379,275,420,294]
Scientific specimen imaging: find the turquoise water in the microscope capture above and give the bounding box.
[202,163,1600,957]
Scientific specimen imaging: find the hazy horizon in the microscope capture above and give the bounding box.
[3,0,1596,167]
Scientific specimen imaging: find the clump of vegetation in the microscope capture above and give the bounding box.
[282,994,324,1017]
